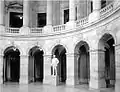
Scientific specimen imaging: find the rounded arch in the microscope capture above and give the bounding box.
[98,33,115,50]
[2,44,23,56]
[27,45,45,56]
[28,46,44,83]
[3,46,20,83]
[51,44,67,84]
[50,42,68,55]
[98,33,115,88]
[98,32,116,45]
[74,40,90,85]
[74,41,89,54]
[4,46,20,55]
[28,46,44,56]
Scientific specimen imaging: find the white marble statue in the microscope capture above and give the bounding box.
[51,55,59,76]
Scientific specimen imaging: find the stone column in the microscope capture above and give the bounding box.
[66,0,76,30]
[66,53,75,86]
[43,0,53,33]
[89,49,106,89]
[20,55,28,84]
[43,54,52,84]
[0,54,3,84]
[20,0,30,35]
[115,44,120,92]
[0,0,5,34]
[74,53,79,85]
[0,0,4,25]
[89,0,101,23]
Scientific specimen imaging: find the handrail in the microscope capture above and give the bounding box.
[5,27,19,33]
[100,2,113,18]
[30,27,43,33]
[53,24,66,32]
[76,16,89,27]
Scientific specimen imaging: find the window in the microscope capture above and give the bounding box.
[10,12,23,28]
[101,0,106,8]
[37,13,46,27]
[64,9,69,24]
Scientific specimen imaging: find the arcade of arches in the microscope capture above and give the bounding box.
[0,33,117,89]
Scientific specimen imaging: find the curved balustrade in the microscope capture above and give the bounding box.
[3,2,117,36]
[76,17,89,27]
[5,27,19,33]
[30,28,43,33]
[53,24,66,32]
[100,2,113,18]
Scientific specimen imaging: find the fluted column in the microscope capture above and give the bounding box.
[20,0,30,35]
[66,0,76,30]
[115,44,120,92]
[89,49,106,89]
[89,0,101,23]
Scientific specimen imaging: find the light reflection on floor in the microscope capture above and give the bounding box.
[0,84,115,92]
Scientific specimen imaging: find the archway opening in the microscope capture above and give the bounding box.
[28,46,44,83]
[99,33,115,88]
[74,41,90,86]
[52,45,66,84]
[3,46,20,83]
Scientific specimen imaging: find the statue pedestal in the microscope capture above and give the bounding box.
[51,75,59,86]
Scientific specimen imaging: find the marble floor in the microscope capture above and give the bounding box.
[0,84,115,92]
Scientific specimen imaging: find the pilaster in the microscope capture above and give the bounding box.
[66,53,75,86]
[0,0,5,34]
[115,44,120,92]
[0,0,4,25]
[0,54,3,84]
[89,49,106,89]
[20,55,28,84]
[43,54,52,84]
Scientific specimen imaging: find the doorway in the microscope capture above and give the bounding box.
[3,46,20,83]
[28,46,44,83]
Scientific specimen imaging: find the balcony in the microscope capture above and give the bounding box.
[1,2,116,37]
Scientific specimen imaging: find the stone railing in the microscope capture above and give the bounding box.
[76,16,89,27]
[30,28,43,33]
[5,27,19,33]
[100,2,113,18]
[53,24,66,32]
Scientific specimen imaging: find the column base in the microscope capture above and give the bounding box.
[88,10,100,23]
[20,75,28,84]
[89,78,106,89]
[20,26,30,35]
[115,80,120,92]
[66,21,76,30]
[43,25,53,33]
[66,76,75,86]
[43,75,52,84]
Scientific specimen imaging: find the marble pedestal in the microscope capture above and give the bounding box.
[51,75,59,86]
